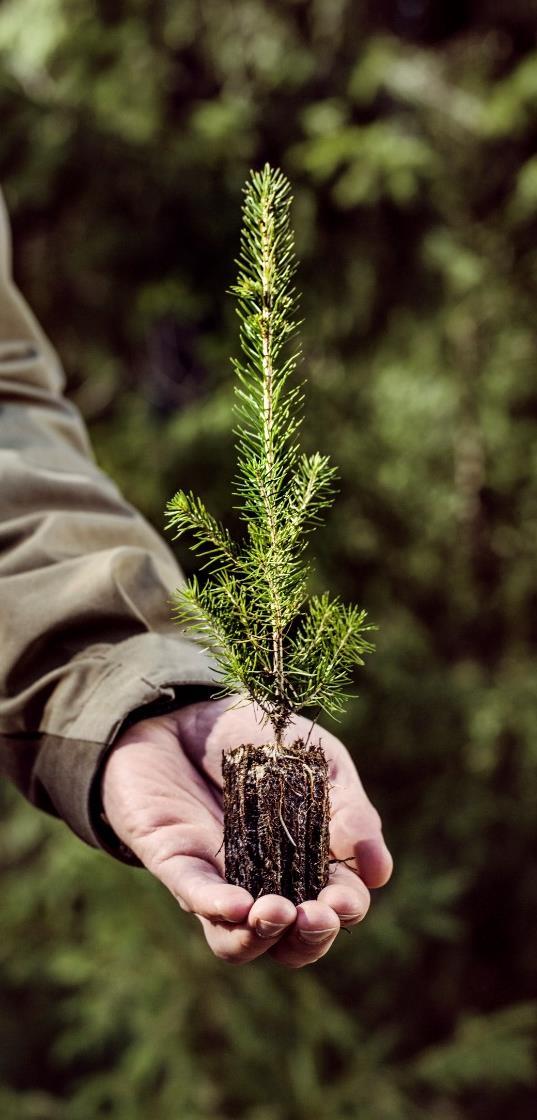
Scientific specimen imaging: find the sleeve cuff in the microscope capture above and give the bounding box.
[31,632,220,864]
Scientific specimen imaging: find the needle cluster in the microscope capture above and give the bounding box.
[166,164,374,744]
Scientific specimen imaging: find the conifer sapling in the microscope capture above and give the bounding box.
[165,164,374,905]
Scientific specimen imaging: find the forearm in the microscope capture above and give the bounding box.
[0,188,217,858]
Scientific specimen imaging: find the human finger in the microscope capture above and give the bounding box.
[317,862,371,926]
[268,899,340,968]
[143,846,254,924]
[195,893,297,964]
[355,835,394,887]
[330,803,393,889]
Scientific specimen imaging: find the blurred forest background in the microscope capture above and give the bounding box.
[1,1,537,1118]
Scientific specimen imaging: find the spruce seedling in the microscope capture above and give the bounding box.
[166,164,374,903]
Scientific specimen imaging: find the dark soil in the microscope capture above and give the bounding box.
[222,738,330,905]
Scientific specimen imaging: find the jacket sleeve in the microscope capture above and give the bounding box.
[0,189,219,862]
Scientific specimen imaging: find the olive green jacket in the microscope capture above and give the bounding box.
[0,190,218,862]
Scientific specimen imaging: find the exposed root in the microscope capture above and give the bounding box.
[278,806,297,848]
[328,855,362,879]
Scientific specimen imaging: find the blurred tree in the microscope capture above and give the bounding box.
[1,2,537,1118]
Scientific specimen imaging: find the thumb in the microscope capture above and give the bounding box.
[330,805,393,889]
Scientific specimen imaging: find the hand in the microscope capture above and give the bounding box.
[101,698,393,967]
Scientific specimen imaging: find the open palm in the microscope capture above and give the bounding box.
[102,697,392,967]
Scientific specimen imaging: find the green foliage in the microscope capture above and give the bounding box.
[166,165,373,737]
[2,3,537,1119]
[413,1004,537,1093]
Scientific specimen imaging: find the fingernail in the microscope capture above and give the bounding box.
[298,927,337,944]
[255,919,287,939]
